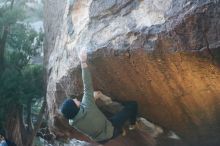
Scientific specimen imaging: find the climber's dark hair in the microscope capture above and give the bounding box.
[61,98,79,119]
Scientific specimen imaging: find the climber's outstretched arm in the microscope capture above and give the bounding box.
[78,49,95,106]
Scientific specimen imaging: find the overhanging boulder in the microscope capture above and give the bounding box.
[44,0,220,145]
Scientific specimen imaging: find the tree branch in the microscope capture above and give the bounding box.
[0,0,14,72]
[33,97,46,133]
[26,98,34,132]
[10,0,14,9]
[0,26,9,72]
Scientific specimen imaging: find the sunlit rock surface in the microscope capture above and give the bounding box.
[44,0,220,146]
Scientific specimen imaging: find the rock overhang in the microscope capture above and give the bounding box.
[44,0,220,145]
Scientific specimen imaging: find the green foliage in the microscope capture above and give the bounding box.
[0,0,44,128]
[0,1,25,35]
[0,65,44,103]
[0,67,22,105]
[6,23,42,69]
[0,6,24,26]
[21,65,44,103]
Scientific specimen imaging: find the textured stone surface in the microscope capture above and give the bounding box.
[44,0,220,145]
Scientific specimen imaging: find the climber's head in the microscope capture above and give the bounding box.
[61,98,80,119]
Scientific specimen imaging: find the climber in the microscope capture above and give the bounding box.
[60,49,138,143]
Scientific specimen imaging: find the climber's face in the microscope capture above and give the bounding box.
[73,98,81,108]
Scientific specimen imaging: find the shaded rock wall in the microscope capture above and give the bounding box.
[44,0,220,145]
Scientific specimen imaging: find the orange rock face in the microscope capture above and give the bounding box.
[89,51,220,145]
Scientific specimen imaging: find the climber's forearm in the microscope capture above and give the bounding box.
[81,61,95,105]
[81,62,88,68]
[79,49,95,105]
[81,61,93,97]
